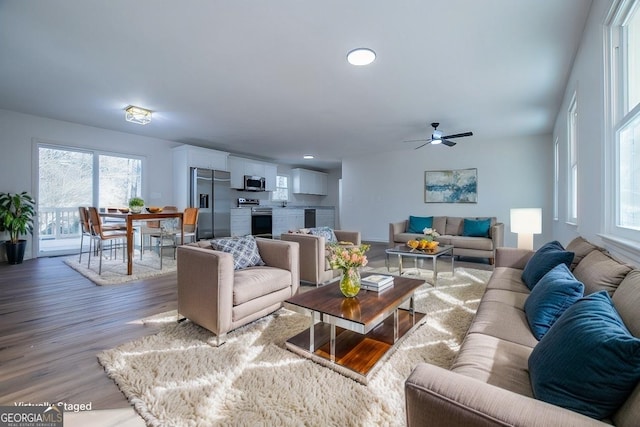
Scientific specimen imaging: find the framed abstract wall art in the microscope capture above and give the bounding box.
[424,168,478,203]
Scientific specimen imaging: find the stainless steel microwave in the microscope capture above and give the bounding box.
[244,175,266,192]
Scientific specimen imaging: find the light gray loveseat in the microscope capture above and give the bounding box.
[405,237,640,426]
[389,216,504,264]
[177,237,299,345]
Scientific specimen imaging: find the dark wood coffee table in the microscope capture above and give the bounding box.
[284,274,427,384]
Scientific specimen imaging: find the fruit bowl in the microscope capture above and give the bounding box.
[146,206,163,213]
[118,207,130,213]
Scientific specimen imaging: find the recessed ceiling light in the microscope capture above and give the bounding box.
[303,155,314,159]
[347,48,376,66]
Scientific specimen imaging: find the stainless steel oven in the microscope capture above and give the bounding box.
[251,207,272,238]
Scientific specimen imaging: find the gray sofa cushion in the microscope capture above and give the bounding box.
[233,266,291,306]
[445,217,464,235]
[452,333,534,398]
[467,290,538,348]
[449,236,494,251]
[566,236,600,270]
[487,267,534,294]
[573,250,632,296]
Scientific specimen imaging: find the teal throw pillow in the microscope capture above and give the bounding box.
[407,216,433,233]
[528,291,640,420]
[524,263,584,340]
[521,241,574,290]
[462,218,491,237]
[211,235,265,270]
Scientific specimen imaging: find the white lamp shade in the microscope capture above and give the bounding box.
[510,208,542,234]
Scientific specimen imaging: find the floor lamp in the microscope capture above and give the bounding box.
[510,208,542,250]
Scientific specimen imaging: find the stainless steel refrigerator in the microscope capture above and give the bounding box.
[190,168,231,239]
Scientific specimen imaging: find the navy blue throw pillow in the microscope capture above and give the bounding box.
[407,216,433,233]
[462,218,491,237]
[521,241,574,290]
[528,291,640,420]
[524,263,584,340]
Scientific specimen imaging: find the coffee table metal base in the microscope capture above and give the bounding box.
[285,308,426,384]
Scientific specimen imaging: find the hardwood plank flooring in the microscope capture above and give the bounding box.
[0,256,177,410]
[0,242,491,415]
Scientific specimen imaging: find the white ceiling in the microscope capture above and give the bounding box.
[0,0,593,170]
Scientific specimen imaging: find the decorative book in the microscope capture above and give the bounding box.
[361,274,394,287]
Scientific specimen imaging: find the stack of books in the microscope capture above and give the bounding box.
[361,274,394,292]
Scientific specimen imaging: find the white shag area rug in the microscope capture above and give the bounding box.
[64,249,176,285]
[98,267,491,426]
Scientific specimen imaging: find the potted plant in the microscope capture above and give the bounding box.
[0,191,36,264]
[128,197,144,213]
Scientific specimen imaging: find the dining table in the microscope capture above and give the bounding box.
[100,210,184,275]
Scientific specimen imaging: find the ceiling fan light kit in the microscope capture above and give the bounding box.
[404,122,473,149]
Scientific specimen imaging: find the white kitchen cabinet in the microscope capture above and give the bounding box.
[264,164,277,191]
[230,208,251,236]
[316,209,335,229]
[173,145,229,210]
[228,156,278,191]
[227,156,245,189]
[291,168,328,195]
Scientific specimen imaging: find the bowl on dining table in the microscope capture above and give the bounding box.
[146,206,163,213]
[118,207,130,213]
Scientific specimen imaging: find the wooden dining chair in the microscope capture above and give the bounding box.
[87,207,127,274]
[78,207,96,265]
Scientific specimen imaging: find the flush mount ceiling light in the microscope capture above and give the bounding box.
[347,48,376,66]
[303,155,314,159]
[125,105,152,125]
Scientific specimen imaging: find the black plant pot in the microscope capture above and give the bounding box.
[5,240,27,265]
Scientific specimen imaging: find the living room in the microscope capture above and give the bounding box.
[2,1,640,426]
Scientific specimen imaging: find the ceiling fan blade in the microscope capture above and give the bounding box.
[441,139,456,147]
[414,141,431,150]
[441,131,473,139]
[403,138,431,143]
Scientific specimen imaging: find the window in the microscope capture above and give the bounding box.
[607,0,640,242]
[553,137,559,221]
[37,144,143,256]
[568,93,578,224]
[272,175,289,202]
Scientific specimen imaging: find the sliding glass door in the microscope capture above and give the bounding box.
[37,144,142,256]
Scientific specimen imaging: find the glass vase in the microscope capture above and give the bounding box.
[340,267,361,297]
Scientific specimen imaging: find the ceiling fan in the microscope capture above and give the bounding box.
[404,122,473,149]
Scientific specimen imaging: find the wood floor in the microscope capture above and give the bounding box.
[0,242,491,413]
[0,255,177,409]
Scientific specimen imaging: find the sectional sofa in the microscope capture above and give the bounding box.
[405,237,640,426]
[389,216,504,264]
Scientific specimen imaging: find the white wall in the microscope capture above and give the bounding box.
[552,1,613,248]
[340,134,553,247]
[0,109,179,260]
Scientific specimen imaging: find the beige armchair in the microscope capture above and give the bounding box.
[281,230,361,286]
[177,237,299,345]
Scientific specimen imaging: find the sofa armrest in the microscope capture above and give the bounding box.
[389,220,408,247]
[280,233,325,284]
[495,247,534,269]
[490,222,504,249]
[256,237,300,295]
[405,363,606,427]
[334,230,361,245]
[177,245,235,335]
